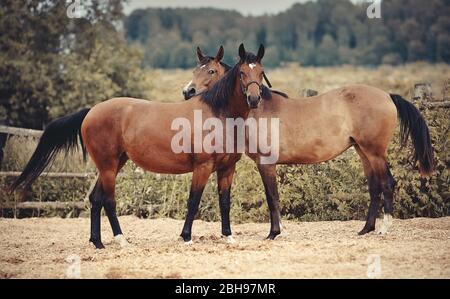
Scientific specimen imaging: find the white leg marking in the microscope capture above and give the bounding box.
[278,221,289,237]
[223,235,236,244]
[114,234,129,248]
[377,214,393,235]
[184,240,194,246]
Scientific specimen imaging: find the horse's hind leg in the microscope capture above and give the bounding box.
[103,153,129,247]
[355,145,383,235]
[88,154,128,249]
[89,179,105,249]
[378,165,396,235]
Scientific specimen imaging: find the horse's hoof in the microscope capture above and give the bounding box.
[184,240,194,246]
[114,234,129,248]
[377,223,391,235]
[377,214,393,235]
[222,235,236,244]
[358,227,375,235]
[377,228,388,235]
[89,240,105,249]
[266,231,280,240]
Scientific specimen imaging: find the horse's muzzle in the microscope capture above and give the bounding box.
[183,87,196,100]
[247,95,261,109]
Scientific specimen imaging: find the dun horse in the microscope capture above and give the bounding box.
[9,44,269,249]
[185,46,434,238]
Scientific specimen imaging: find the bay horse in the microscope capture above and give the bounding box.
[184,47,433,238]
[9,44,268,249]
[182,46,230,100]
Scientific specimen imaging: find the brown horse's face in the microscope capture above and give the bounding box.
[238,44,266,109]
[183,60,226,100]
[183,46,226,100]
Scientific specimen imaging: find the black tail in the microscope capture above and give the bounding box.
[9,108,91,192]
[390,94,434,176]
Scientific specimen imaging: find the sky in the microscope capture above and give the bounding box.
[123,0,313,16]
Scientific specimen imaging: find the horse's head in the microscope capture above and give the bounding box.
[183,46,228,100]
[237,43,266,109]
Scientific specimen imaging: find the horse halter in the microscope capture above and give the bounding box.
[241,79,262,97]
[239,71,273,97]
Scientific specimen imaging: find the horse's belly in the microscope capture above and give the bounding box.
[278,136,352,164]
[127,150,193,174]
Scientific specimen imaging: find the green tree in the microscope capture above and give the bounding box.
[0,0,148,129]
[316,35,339,66]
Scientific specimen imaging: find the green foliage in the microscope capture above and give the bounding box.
[0,0,150,129]
[124,0,450,69]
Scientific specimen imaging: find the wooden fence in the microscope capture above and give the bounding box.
[0,125,94,213]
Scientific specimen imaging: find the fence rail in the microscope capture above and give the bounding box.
[424,101,450,109]
[0,125,42,137]
[0,171,165,180]
[0,171,94,178]
[0,201,87,210]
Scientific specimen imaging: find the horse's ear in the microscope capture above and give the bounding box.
[257,44,265,62]
[197,46,205,62]
[215,45,224,62]
[238,43,246,61]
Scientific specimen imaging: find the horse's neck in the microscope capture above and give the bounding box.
[225,85,250,119]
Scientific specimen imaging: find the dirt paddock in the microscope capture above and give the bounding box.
[0,216,449,279]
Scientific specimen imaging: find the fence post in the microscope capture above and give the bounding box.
[413,83,433,101]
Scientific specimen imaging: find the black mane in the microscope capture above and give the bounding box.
[200,61,240,114]
[201,52,272,115]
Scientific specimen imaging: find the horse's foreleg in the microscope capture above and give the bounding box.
[217,163,236,243]
[180,162,214,244]
[257,163,282,240]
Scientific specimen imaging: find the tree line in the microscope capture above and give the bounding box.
[125,0,450,68]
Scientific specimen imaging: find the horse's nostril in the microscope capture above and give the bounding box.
[183,88,196,100]
[188,88,196,96]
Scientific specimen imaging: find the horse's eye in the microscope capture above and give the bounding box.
[208,69,215,75]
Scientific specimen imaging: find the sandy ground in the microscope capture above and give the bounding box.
[0,216,449,279]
